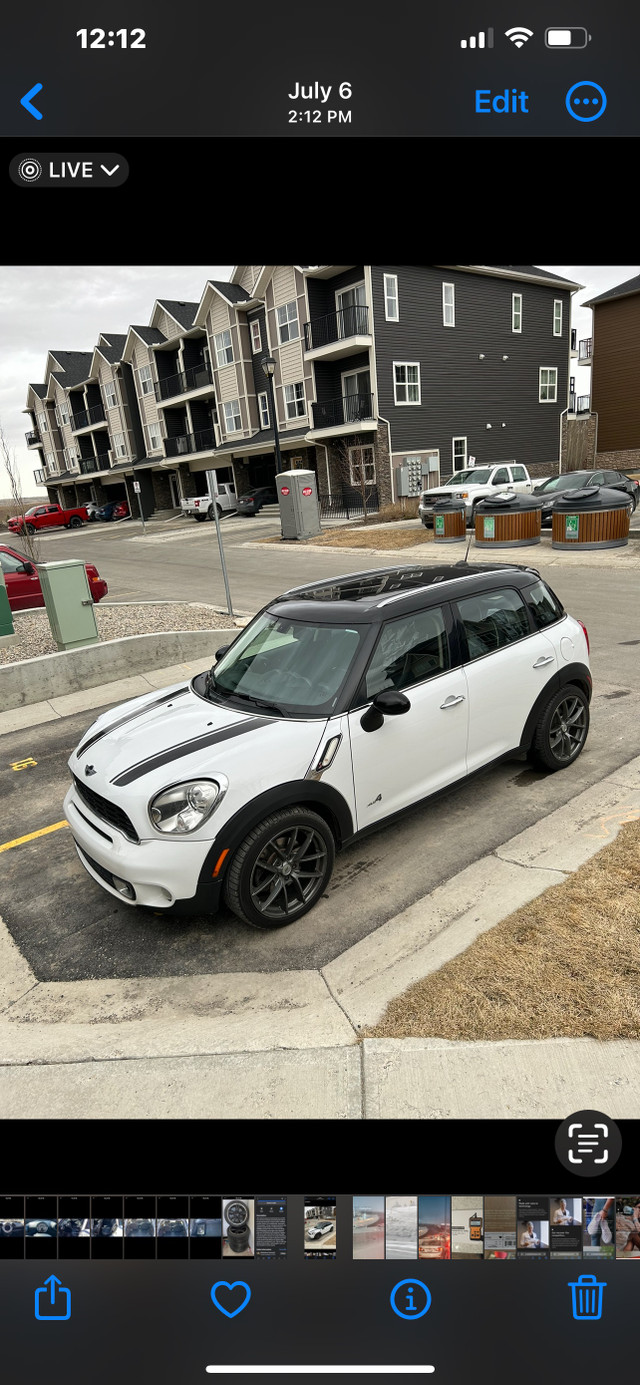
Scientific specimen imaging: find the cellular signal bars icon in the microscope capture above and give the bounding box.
[460,28,494,48]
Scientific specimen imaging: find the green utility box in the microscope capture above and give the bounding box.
[0,566,16,644]
[37,559,100,651]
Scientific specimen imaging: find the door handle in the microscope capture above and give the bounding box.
[533,656,554,668]
[440,694,466,708]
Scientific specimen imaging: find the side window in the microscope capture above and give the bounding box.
[365,607,450,699]
[0,551,27,574]
[492,467,510,485]
[457,588,531,660]
[591,472,605,486]
[525,580,564,629]
[511,466,527,482]
[604,470,620,484]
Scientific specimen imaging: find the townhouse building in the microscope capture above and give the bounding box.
[580,272,640,472]
[26,265,582,517]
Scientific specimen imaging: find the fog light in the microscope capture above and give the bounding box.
[112,875,135,900]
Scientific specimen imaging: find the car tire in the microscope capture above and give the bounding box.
[25,523,36,535]
[68,516,83,528]
[528,683,590,772]
[224,806,335,929]
[207,504,222,521]
[195,513,206,522]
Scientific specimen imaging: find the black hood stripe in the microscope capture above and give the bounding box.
[110,716,273,786]
[76,685,189,758]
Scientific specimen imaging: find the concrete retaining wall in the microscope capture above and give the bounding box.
[0,629,236,711]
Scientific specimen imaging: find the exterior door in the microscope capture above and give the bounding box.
[347,604,468,829]
[336,283,366,338]
[342,369,371,423]
[455,586,558,770]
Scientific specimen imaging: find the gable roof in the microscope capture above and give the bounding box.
[130,325,167,346]
[156,299,199,330]
[48,351,95,385]
[97,333,127,363]
[28,382,47,399]
[582,273,640,307]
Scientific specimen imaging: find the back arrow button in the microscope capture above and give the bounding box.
[21,84,43,119]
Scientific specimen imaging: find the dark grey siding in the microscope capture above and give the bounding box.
[247,308,268,396]
[371,266,571,472]
[306,267,366,323]
[313,352,371,405]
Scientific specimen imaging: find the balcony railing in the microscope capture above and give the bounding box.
[311,391,375,431]
[304,304,370,352]
[164,427,216,458]
[25,428,41,446]
[79,452,110,474]
[155,362,213,401]
[578,338,593,362]
[569,394,590,414]
[72,402,107,430]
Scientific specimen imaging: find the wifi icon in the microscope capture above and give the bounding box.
[505,26,534,47]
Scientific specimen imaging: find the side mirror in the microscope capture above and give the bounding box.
[214,645,230,663]
[20,561,35,575]
[360,688,411,733]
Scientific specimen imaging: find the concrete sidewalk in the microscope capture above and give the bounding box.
[1,694,639,1116]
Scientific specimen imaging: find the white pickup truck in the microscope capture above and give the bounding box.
[181,473,237,522]
[419,462,535,528]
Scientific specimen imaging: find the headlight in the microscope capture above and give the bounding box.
[148,778,226,834]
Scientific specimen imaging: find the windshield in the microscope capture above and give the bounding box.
[440,468,492,486]
[207,612,366,716]
[536,473,589,493]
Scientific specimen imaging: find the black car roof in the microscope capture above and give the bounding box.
[268,562,541,624]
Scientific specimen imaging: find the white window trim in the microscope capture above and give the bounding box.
[452,436,468,471]
[393,362,421,406]
[103,380,118,409]
[512,292,522,333]
[223,399,242,433]
[138,363,154,396]
[442,282,455,327]
[214,329,234,369]
[384,273,399,322]
[276,300,300,345]
[334,282,366,338]
[258,391,270,429]
[146,421,164,453]
[250,320,262,354]
[538,367,558,403]
[348,444,376,486]
[553,299,563,337]
[112,431,127,458]
[283,381,306,420]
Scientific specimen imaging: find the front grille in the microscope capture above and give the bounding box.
[73,776,139,842]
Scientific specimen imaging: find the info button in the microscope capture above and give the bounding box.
[10,153,129,187]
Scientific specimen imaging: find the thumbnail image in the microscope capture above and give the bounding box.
[0,1221,24,1239]
[190,1218,222,1238]
[385,1197,417,1259]
[124,1219,156,1237]
[25,1220,57,1238]
[58,1219,90,1238]
[583,1197,615,1259]
[353,1196,384,1260]
[418,1196,450,1260]
[517,1198,549,1256]
[549,1197,582,1259]
[615,1198,640,1259]
[91,1219,123,1238]
[223,1199,255,1257]
[157,1219,188,1238]
[484,1195,516,1258]
[304,1199,336,1256]
[451,1198,483,1259]
[255,1196,287,1260]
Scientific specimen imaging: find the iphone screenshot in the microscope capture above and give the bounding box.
[1,2,638,1382]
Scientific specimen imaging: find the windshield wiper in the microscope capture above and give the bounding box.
[217,688,285,717]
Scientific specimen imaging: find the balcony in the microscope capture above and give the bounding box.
[309,392,376,439]
[72,402,107,432]
[25,428,43,448]
[569,394,591,414]
[163,427,216,459]
[79,452,110,475]
[570,328,578,357]
[304,304,372,361]
[578,337,593,364]
[155,361,214,405]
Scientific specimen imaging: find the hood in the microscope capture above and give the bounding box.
[70,681,329,839]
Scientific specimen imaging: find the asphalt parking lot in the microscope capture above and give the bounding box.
[2,556,639,984]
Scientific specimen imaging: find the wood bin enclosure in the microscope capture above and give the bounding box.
[552,506,630,550]
[474,508,541,547]
[433,507,466,543]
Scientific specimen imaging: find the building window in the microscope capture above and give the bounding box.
[250,320,262,354]
[512,293,522,333]
[394,363,421,405]
[57,402,70,427]
[146,421,163,452]
[64,445,78,468]
[37,411,48,433]
[553,300,563,336]
[45,452,56,475]
[214,329,234,368]
[104,380,117,409]
[284,382,306,419]
[452,437,467,471]
[539,367,558,403]
[277,300,300,344]
[139,364,154,395]
[349,445,376,486]
[384,274,399,321]
[258,392,270,429]
[112,431,127,457]
[442,283,455,327]
[223,399,242,433]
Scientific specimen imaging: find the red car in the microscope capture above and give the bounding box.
[7,502,89,535]
[0,544,108,612]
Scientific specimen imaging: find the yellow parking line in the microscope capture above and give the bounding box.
[0,820,69,854]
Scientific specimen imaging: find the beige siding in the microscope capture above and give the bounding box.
[237,266,259,293]
[132,341,160,427]
[96,358,128,439]
[272,265,297,305]
[156,309,179,340]
[279,339,305,387]
[217,365,240,404]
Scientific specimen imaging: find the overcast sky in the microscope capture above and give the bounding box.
[1,263,637,500]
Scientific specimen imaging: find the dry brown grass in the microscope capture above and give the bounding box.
[258,526,435,550]
[376,499,421,522]
[365,819,640,1042]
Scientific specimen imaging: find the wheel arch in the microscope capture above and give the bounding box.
[196,780,354,889]
[519,662,592,751]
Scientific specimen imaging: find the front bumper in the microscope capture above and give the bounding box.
[64,788,216,913]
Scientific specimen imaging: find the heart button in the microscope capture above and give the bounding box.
[210,1280,252,1318]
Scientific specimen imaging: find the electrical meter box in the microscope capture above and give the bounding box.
[36,559,100,651]
[276,469,322,540]
[0,565,16,643]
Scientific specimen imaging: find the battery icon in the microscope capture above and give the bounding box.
[545,27,591,47]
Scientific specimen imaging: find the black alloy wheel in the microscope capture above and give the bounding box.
[68,515,83,528]
[224,807,335,928]
[529,683,589,771]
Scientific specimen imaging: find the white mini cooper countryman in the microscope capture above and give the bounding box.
[65,563,591,929]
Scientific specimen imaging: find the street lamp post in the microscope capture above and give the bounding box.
[262,356,283,475]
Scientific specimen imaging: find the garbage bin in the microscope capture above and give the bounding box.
[431,498,467,544]
[552,485,631,550]
[474,492,543,547]
[568,1274,606,1321]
